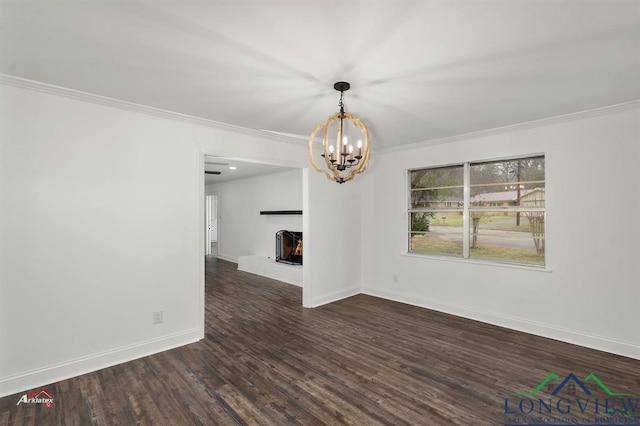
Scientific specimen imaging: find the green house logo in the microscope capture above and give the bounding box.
[512,372,634,397]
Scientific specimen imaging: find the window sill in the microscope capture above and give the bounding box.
[401,252,553,272]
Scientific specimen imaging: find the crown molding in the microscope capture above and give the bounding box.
[0,74,307,146]
[3,74,636,153]
[375,99,640,155]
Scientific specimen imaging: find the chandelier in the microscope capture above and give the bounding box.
[308,81,371,184]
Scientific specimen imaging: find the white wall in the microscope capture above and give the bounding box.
[303,169,362,307]
[0,78,311,397]
[206,169,303,262]
[0,82,201,396]
[361,105,640,359]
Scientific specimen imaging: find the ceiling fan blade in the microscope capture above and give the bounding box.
[204,171,221,175]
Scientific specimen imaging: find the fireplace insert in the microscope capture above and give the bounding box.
[275,230,303,265]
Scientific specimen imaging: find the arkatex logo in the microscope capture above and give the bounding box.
[16,388,55,407]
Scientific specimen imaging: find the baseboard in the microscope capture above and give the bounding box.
[216,254,237,263]
[311,286,361,308]
[0,328,202,398]
[363,287,640,360]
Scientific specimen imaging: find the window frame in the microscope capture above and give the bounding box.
[407,154,546,268]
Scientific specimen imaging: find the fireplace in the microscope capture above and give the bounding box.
[275,230,303,265]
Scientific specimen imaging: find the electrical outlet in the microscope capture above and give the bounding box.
[393,274,398,284]
[153,310,163,324]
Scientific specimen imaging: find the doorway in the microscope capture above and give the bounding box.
[205,194,218,256]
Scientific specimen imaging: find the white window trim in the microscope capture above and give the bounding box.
[407,154,547,269]
[400,251,553,272]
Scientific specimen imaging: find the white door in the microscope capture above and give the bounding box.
[205,195,212,255]
[210,196,218,243]
[205,195,219,256]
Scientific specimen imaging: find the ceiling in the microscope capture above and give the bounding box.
[1,0,639,157]
[204,156,294,184]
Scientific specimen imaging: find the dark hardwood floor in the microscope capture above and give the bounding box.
[1,257,638,425]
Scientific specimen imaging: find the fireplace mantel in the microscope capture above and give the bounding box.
[259,210,302,215]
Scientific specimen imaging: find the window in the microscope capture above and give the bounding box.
[408,155,545,266]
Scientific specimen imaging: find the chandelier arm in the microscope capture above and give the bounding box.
[322,120,340,177]
[308,122,335,182]
[308,117,346,183]
[325,113,343,172]
[340,113,371,182]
